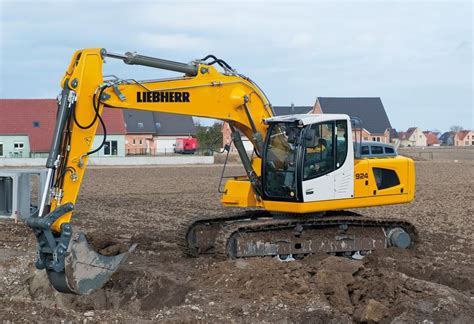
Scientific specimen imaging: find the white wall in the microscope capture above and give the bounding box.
[408,128,427,146]
[155,136,178,153]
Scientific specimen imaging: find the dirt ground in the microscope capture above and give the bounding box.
[1,159,473,323]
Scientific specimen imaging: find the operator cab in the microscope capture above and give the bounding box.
[262,114,354,203]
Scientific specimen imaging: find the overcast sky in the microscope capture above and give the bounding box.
[0,0,472,131]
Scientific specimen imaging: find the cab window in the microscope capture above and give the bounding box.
[263,123,301,200]
[335,120,348,168]
[303,121,334,180]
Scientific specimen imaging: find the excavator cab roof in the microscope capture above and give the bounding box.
[265,113,350,126]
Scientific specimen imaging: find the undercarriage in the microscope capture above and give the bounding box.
[179,211,418,260]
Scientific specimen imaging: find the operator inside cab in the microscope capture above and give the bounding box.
[304,124,332,179]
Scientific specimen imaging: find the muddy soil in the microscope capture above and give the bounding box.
[1,161,473,323]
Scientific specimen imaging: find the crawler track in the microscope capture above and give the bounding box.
[178,210,418,259]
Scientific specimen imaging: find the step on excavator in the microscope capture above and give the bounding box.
[26,48,417,295]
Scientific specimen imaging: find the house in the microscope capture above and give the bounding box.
[454,130,474,147]
[153,112,197,153]
[221,105,312,152]
[123,110,196,154]
[423,131,440,147]
[439,132,455,146]
[123,110,158,155]
[0,99,126,157]
[397,127,427,147]
[313,97,393,143]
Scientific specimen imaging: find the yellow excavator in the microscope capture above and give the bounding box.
[26,48,416,295]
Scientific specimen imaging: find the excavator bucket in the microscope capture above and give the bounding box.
[28,203,136,295]
[47,232,135,295]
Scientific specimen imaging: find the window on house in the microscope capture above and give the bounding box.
[14,142,24,150]
[137,122,144,129]
[133,139,136,145]
[32,121,40,128]
[0,143,3,157]
[139,139,143,145]
[103,140,118,156]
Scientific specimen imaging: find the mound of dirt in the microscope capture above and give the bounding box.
[200,252,474,322]
[350,266,474,323]
[25,267,191,315]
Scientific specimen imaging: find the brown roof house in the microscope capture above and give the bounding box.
[454,130,474,147]
[0,99,126,157]
[313,97,393,143]
[423,131,440,146]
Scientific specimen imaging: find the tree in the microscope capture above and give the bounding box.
[449,125,464,132]
[195,121,223,153]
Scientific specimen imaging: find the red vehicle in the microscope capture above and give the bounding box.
[174,137,198,154]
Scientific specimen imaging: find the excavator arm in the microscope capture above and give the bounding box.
[29,48,273,294]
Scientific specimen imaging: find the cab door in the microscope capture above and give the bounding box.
[302,120,353,202]
[301,121,335,202]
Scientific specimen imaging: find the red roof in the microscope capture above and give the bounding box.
[456,130,471,141]
[0,99,126,152]
[423,131,439,145]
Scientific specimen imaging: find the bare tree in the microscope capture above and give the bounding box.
[449,125,464,132]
